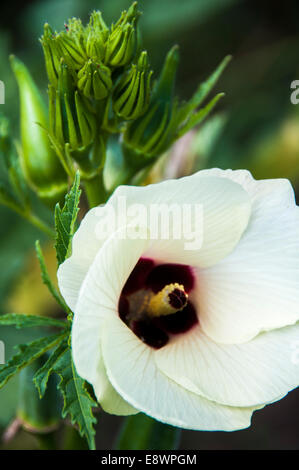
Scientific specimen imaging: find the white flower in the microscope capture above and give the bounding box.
[57,169,299,431]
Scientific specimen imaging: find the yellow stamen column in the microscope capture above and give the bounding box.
[147,283,188,317]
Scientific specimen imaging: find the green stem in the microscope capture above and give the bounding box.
[84,171,107,208]
[34,431,58,450]
[115,414,182,450]
[63,424,89,450]
[108,160,156,196]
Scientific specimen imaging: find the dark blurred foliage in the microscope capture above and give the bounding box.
[0,0,299,450]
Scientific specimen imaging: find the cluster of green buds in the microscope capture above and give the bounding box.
[38,1,149,186]
[41,2,141,94]
[123,46,179,165]
[9,1,229,208]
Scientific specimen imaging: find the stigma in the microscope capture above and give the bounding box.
[118,259,198,349]
[147,283,188,317]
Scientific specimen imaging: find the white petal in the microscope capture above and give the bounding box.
[196,168,295,208]
[71,228,148,416]
[193,170,299,343]
[93,354,138,416]
[71,226,150,392]
[109,173,251,267]
[71,313,103,386]
[74,226,150,321]
[71,315,137,416]
[57,206,110,311]
[155,323,299,407]
[101,316,259,431]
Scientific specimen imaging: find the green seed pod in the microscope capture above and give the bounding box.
[86,11,109,62]
[49,61,96,152]
[10,55,68,206]
[17,354,62,433]
[113,51,153,120]
[77,59,112,101]
[40,23,62,87]
[123,45,179,160]
[105,2,140,67]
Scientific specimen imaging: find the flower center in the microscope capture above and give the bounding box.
[118,258,198,349]
[147,283,188,317]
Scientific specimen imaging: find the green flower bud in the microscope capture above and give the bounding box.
[66,16,86,38]
[86,31,106,62]
[17,354,61,433]
[10,55,68,205]
[123,45,179,161]
[105,2,140,67]
[55,18,88,72]
[86,11,109,61]
[88,10,109,37]
[113,51,152,120]
[114,1,140,29]
[40,23,62,87]
[49,62,96,153]
[77,59,112,101]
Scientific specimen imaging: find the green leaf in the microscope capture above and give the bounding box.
[0,313,67,329]
[55,171,81,265]
[33,338,68,398]
[176,92,225,139]
[51,347,97,450]
[115,413,181,450]
[35,240,70,313]
[0,333,66,389]
[187,55,231,111]
[176,55,231,130]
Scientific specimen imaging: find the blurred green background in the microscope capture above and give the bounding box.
[0,0,299,450]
